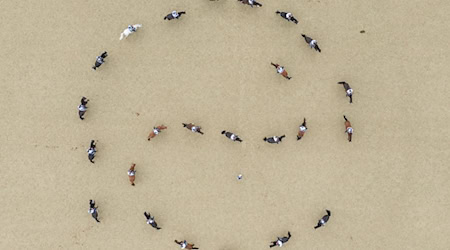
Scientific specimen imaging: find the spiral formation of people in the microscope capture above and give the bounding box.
[3,0,448,249]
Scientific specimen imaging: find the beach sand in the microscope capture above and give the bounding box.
[1,0,449,249]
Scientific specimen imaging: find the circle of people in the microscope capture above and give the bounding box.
[82,2,355,248]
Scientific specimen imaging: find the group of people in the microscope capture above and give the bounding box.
[79,1,357,248]
[79,114,353,165]
[88,199,331,248]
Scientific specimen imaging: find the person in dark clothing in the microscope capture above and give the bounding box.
[221,130,243,142]
[164,11,186,20]
[269,231,291,248]
[78,97,89,120]
[301,34,321,52]
[87,140,97,163]
[275,11,298,24]
[314,210,331,229]
[88,200,100,223]
[92,51,108,70]
[337,81,353,103]
[144,212,161,230]
[263,135,286,144]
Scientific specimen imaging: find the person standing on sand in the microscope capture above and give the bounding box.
[269,231,291,248]
[174,240,199,249]
[88,200,100,223]
[275,11,298,24]
[92,51,107,70]
[128,163,136,186]
[297,118,307,140]
[183,123,204,135]
[144,212,161,230]
[148,125,168,141]
[301,34,321,53]
[264,135,286,144]
[87,140,97,163]
[78,97,89,120]
[238,0,263,8]
[314,210,331,229]
[271,62,292,80]
[164,11,187,20]
[343,115,353,142]
[337,81,353,103]
[221,130,243,142]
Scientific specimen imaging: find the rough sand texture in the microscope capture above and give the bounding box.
[1,0,450,249]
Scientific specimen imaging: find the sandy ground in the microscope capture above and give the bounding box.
[1,0,450,249]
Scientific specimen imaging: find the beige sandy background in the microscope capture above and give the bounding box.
[1,0,449,249]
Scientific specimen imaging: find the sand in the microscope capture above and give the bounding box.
[1,0,449,249]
